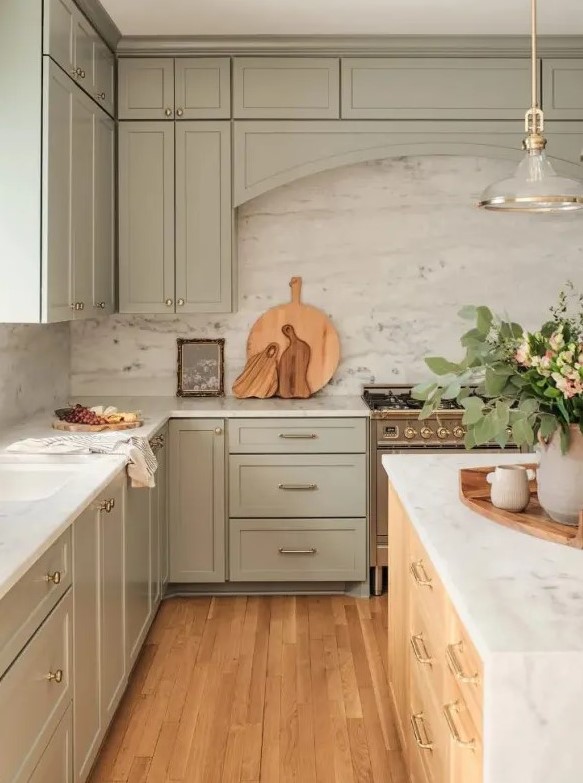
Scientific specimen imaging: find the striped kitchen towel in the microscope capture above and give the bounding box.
[6,433,158,488]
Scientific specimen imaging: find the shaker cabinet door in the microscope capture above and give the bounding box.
[118,58,175,120]
[175,122,232,313]
[44,0,76,76]
[94,39,115,117]
[119,122,175,313]
[174,58,231,119]
[125,479,153,667]
[93,111,115,315]
[71,88,95,319]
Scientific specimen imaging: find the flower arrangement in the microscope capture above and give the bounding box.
[413,283,583,452]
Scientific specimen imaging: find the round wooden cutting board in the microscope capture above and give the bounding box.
[246,277,340,395]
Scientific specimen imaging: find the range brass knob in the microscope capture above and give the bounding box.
[437,426,450,439]
[404,426,417,440]
[420,426,433,440]
[453,425,465,439]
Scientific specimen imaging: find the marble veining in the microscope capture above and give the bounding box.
[71,155,583,397]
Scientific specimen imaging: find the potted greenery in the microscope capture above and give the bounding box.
[413,284,583,526]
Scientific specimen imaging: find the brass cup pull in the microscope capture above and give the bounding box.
[278,547,317,555]
[443,701,476,749]
[47,669,63,684]
[410,713,433,750]
[278,433,317,439]
[165,298,173,307]
[409,560,433,589]
[410,633,432,666]
[176,108,184,117]
[446,642,479,684]
[177,298,185,306]
[278,483,318,491]
[45,571,62,585]
[164,108,173,117]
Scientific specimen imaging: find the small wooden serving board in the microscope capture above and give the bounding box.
[52,420,143,433]
[460,465,583,548]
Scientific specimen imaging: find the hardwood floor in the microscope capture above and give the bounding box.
[89,595,406,783]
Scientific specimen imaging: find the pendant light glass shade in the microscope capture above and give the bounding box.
[477,0,583,213]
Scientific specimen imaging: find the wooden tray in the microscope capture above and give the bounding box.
[460,464,583,549]
[52,420,143,433]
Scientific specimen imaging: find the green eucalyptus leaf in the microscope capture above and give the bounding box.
[411,382,437,401]
[442,379,462,400]
[458,305,477,321]
[473,416,495,445]
[425,357,460,376]
[464,428,477,450]
[512,417,535,447]
[476,306,494,336]
[484,368,509,397]
[538,413,558,441]
[518,398,539,416]
[461,396,485,425]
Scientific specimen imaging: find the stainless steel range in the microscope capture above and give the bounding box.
[362,383,516,595]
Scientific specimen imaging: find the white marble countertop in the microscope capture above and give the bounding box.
[383,452,583,658]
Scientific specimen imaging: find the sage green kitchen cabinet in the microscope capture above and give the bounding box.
[118,58,175,119]
[233,57,340,118]
[27,705,73,783]
[44,0,76,76]
[93,111,115,315]
[175,122,232,313]
[125,478,153,667]
[542,59,583,119]
[175,58,231,119]
[153,428,170,591]
[169,420,226,583]
[118,122,175,314]
[119,121,232,314]
[93,39,115,118]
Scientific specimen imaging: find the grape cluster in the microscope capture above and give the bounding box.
[62,404,108,426]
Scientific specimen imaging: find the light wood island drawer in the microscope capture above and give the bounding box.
[229,454,366,518]
[409,597,444,711]
[228,418,367,454]
[446,607,484,735]
[230,518,366,581]
[0,529,71,677]
[0,590,72,783]
[409,661,447,783]
[409,528,446,648]
[443,671,483,783]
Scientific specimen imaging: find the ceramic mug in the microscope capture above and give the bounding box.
[486,465,534,513]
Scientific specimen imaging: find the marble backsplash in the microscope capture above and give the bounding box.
[71,155,583,397]
[0,323,70,427]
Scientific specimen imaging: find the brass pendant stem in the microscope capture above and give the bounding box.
[531,0,537,109]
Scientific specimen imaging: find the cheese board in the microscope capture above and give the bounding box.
[52,420,143,433]
[52,404,142,432]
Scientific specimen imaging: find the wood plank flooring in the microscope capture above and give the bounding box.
[89,595,406,783]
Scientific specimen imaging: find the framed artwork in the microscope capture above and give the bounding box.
[177,338,225,397]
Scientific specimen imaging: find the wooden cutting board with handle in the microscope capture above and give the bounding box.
[278,324,311,399]
[246,277,340,395]
[232,343,280,399]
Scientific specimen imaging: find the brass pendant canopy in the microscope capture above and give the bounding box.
[478,0,583,213]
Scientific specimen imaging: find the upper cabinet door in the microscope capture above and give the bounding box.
[73,11,96,86]
[93,111,115,315]
[119,122,175,313]
[175,58,231,119]
[94,38,115,118]
[118,58,175,120]
[341,58,534,119]
[175,122,232,313]
[542,60,583,120]
[233,57,340,118]
[43,0,75,75]
[71,87,95,319]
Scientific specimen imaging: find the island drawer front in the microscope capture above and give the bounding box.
[408,528,446,649]
[0,529,72,678]
[0,590,72,783]
[409,661,448,783]
[446,608,484,735]
[409,597,444,712]
[228,418,367,454]
[443,673,483,783]
[27,703,72,783]
[229,518,367,581]
[233,57,340,119]
[229,454,367,518]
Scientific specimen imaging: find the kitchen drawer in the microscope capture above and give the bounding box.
[443,671,483,783]
[27,703,72,783]
[446,607,484,735]
[228,417,367,454]
[409,660,447,783]
[229,518,366,581]
[408,528,446,651]
[0,529,71,677]
[229,454,367,518]
[233,57,340,118]
[409,595,444,712]
[0,590,72,783]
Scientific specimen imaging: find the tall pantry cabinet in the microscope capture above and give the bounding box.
[0,0,115,323]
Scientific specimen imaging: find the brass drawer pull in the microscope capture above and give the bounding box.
[443,701,476,749]
[410,712,433,750]
[47,669,63,684]
[410,633,432,665]
[278,483,318,491]
[446,642,479,684]
[98,499,114,513]
[278,547,317,555]
[278,433,317,439]
[409,560,433,589]
[45,571,62,585]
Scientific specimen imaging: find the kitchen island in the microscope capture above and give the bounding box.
[384,452,583,783]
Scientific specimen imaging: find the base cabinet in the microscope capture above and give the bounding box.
[28,704,73,783]
[125,478,153,667]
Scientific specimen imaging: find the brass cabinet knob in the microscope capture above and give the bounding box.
[98,499,113,513]
[177,298,185,306]
[45,571,62,585]
[47,669,63,683]
[436,426,450,439]
[420,426,433,440]
[164,108,173,117]
[109,498,115,509]
[95,302,106,309]
[404,426,417,440]
[214,427,223,435]
[79,302,84,311]
[96,92,106,100]
[176,108,184,117]
[165,298,173,307]
[76,68,85,79]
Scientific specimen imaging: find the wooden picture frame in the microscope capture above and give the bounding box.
[177,338,225,397]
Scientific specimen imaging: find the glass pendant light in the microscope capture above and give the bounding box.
[478,0,583,212]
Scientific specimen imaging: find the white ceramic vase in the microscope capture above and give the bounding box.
[537,425,583,526]
[487,465,532,513]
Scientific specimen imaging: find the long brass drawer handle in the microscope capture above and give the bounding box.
[47,669,63,684]
[443,701,476,749]
[278,547,317,555]
[410,633,432,665]
[278,433,317,439]
[410,712,434,750]
[409,560,433,589]
[446,642,479,685]
[278,483,318,491]
[45,571,62,585]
